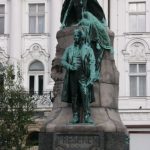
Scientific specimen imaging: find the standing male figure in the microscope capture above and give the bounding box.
[61,29,96,124]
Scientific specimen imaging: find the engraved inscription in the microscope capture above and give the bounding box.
[54,134,103,150]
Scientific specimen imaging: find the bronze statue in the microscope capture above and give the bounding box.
[79,11,112,80]
[61,29,96,124]
[61,1,112,124]
[61,0,106,27]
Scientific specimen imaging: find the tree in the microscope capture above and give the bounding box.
[0,65,34,150]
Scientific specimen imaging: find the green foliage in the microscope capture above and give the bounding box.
[0,65,34,150]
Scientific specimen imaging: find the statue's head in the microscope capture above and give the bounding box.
[74,29,85,44]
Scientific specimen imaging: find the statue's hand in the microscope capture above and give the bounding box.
[69,63,81,71]
[69,65,77,71]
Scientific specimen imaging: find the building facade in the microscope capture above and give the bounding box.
[0,0,150,149]
[0,0,63,94]
[110,0,150,149]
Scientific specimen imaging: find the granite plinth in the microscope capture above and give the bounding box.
[39,127,129,150]
[39,27,129,150]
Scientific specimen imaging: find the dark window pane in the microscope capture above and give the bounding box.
[139,76,146,96]
[0,74,4,91]
[130,76,137,96]
[29,76,34,95]
[38,75,43,95]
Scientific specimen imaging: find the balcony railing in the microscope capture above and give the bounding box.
[29,91,53,110]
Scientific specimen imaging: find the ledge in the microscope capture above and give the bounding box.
[124,32,150,35]
[23,33,50,37]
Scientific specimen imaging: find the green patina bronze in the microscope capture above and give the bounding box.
[61,29,96,124]
[79,11,113,80]
[61,0,106,27]
[61,1,112,124]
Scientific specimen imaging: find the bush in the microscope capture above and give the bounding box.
[0,65,34,150]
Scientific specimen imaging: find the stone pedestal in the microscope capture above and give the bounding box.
[39,131,128,150]
[39,27,129,150]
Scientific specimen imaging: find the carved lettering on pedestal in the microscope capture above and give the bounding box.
[54,134,104,150]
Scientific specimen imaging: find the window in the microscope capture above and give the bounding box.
[0,5,4,34]
[0,63,4,91]
[0,74,4,91]
[29,60,44,71]
[29,60,44,95]
[129,64,146,96]
[29,75,35,95]
[129,2,146,32]
[29,4,45,33]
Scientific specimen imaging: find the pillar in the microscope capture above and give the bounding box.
[9,0,22,66]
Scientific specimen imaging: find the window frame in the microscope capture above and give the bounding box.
[28,61,45,95]
[129,63,147,97]
[29,3,45,34]
[129,2,146,32]
[0,4,5,34]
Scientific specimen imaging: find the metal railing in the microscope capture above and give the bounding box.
[28,91,53,110]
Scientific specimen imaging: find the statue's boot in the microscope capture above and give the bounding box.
[70,112,80,124]
[83,113,94,124]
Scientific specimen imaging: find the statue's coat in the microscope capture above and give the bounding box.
[61,44,95,103]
